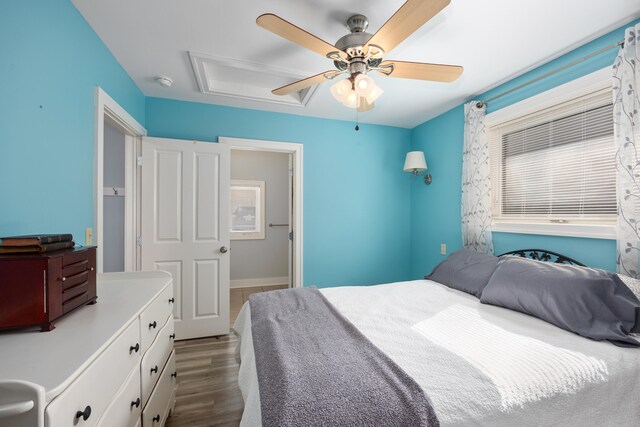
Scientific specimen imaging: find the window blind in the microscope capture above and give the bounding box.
[489,88,616,221]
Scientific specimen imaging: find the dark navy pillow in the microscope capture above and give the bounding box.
[425,249,500,298]
[481,256,640,347]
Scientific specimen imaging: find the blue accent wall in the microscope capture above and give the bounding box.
[3,1,634,288]
[145,98,412,287]
[410,19,639,278]
[0,0,145,244]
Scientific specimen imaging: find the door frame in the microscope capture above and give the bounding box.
[94,87,146,273]
[219,137,303,288]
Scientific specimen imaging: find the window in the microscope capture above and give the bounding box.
[488,79,617,239]
[230,180,265,240]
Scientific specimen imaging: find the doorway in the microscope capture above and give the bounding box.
[102,120,127,272]
[94,87,146,273]
[219,137,303,325]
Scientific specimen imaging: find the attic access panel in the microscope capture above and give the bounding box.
[190,52,317,107]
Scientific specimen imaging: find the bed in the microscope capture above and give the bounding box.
[233,250,640,426]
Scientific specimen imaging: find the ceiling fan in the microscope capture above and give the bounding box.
[257,0,463,113]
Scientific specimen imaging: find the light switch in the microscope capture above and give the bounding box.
[441,243,447,255]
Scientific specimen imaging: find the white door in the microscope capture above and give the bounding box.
[141,137,230,339]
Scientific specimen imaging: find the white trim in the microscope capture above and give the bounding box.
[486,67,614,240]
[94,87,146,273]
[219,137,304,288]
[230,276,289,289]
[492,221,616,240]
[485,67,612,127]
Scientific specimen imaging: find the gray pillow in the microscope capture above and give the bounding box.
[481,256,640,347]
[425,249,500,298]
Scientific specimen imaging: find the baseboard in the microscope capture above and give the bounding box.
[230,276,289,289]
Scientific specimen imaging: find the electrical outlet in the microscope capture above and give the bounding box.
[86,227,93,246]
[440,243,447,255]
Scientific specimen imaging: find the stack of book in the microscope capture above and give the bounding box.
[0,234,75,254]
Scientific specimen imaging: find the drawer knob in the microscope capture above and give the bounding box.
[149,321,157,329]
[61,277,66,282]
[169,333,175,340]
[153,415,161,423]
[90,267,95,271]
[151,365,158,374]
[168,298,175,303]
[129,343,140,354]
[171,371,177,378]
[130,398,141,408]
[75,405,91,421]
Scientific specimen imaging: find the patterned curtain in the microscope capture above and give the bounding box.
[462,102,493,254]
[614,23,640,278]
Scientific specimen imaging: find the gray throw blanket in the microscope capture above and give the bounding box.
[249,287,440,427]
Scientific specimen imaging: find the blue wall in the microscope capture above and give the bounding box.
[410,20,639,278]
[0,0,145,244]
[410,105,465,276]
[3,1,632,288]
[145,98,413,287]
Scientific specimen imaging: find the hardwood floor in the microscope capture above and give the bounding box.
[167,284,287,426]
[230,284,288,325]
[166,335,243,427]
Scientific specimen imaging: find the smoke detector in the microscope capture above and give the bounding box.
[154,76,173,87]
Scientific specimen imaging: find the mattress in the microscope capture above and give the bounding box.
[233,280,640,426]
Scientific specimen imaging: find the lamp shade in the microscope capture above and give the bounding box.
[354,74,374,97]
[330,79,352,102]
[404,151,427,172]
[365,84,383,104]
[342,90,359,109]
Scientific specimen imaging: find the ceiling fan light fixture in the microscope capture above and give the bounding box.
[365,84,384,104]
[342,90,360,109]
[366,44,385,59]
[354,74,375,97]
[258,1,463,114]
[330,78,352,102]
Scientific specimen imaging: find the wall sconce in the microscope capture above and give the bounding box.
[404,151,432,185]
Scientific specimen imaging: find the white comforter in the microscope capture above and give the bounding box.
[234,280,640,426]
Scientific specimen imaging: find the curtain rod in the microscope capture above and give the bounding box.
[476,38,624,108]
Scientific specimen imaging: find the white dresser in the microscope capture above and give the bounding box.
[0,271,176,427]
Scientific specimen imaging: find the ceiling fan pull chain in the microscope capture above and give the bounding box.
[355,109,360,131]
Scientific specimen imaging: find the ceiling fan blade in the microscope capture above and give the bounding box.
[358,98,375,113]
[272,70,340,96]
[378,60,462,82]
[257,13,346,58]
[366,0,450,55]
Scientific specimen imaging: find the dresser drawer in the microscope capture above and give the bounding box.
[62,270,89,292]
[141,315,174,407]
[62,258,89,278]
[95,365,141,427]
[60,247,97,317]
[142,350,176,427]
[140,286,174,353]
[45,318,141,426]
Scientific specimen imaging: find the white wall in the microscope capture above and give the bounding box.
[230,150,289,286]
[103,121,125,273]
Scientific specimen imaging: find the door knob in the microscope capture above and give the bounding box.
[219,246,228,254]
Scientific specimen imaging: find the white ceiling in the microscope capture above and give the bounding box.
[72,0,639,129]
